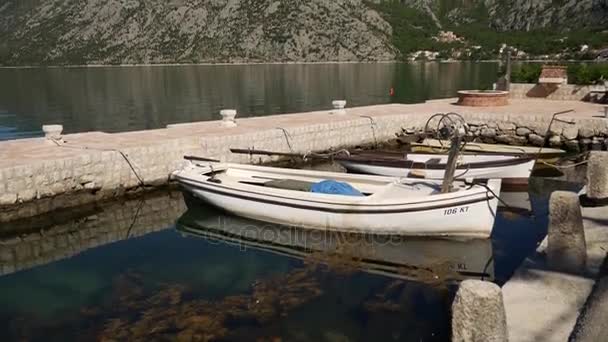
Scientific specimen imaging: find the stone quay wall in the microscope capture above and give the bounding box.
[0,190,186,276]
[509,83,607,103]
[0,111,433,222]
[402,111,608,153]
[1,100,606,223]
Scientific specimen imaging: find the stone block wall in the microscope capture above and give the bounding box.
[509,83,606,102]
[400,112,608,153]
[0,190,186,276]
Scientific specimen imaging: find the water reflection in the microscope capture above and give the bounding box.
[0,190,452,342]
[0,170,584,341]
[0,189,186,277]
[177,200,495,284]
[0,63,499,140]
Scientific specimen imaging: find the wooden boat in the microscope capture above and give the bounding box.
[336,152,535,179]
[176,203,495,282]
[410,138,566,158]
[172,161,502,238]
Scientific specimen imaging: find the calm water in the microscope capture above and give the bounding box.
[0,62,580,341]
[0,62,499,140]
[0,169,583,341]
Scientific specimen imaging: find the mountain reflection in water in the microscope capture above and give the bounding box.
[0,190,457,341]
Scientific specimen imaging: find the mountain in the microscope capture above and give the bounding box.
[0,0,396,65]
[0,0,607,66]
[393,0,608,31]
[369,0,608,60]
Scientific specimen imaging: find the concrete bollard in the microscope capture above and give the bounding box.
[586,151,608,204]
[331,100,347,115]
[452,280,508,342]
[220,109,237,127]
[42,124,63,144]
[547,191,587,273]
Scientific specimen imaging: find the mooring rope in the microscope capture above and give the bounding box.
[275,127,294,152]
[537,158,589,169]
[50,139,147,187]
[360,115,378,147]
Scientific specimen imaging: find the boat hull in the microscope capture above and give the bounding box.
[338,158,535,179]
[411,139,566,159]
[179,178,501,238]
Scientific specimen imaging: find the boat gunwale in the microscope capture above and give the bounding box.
[176,176,497,214]
[336,154,535,169]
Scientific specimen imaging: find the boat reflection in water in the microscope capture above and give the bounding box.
[176,196,495,284]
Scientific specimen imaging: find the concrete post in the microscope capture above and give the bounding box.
[220,109,237,127]
[452,280,508,342]
[586,151,608,204]
[42,124,63,144]
[547,191,587,273]
[331,100,347,115]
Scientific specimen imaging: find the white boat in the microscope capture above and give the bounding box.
[172,161,502,238]
[176,205,495,282]
[411,138,566,158]
[337,152,535,179]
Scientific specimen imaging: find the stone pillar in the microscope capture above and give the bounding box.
[586,151,608,203]
[220,109,237,127]
[331,100,347,115]
[42,124,63,143]
[547,191,586,273]
[452,280,508,342]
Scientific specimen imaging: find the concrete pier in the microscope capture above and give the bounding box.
[0,98,607,222]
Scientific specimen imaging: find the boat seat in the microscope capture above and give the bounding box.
[264,179,314,192]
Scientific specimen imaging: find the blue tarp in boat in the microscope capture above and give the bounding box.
[310,180,364,197]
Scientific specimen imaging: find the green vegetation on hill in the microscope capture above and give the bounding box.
[510,64,608,85]
[370,0,608,61]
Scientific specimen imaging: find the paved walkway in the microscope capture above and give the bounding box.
[502,203,608,342]
[0,98,605,169]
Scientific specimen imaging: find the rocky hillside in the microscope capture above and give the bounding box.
[370,0,608,60]
[395,0,608,31]
[0,0,396,65]
[0,0,607,65]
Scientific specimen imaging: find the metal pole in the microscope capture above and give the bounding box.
[505,47,512,91]
[441,132,463,193]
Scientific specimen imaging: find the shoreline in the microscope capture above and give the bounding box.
[0,60,497,69]
[0,59,605,70]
